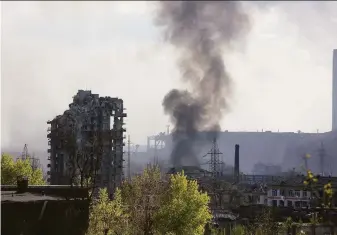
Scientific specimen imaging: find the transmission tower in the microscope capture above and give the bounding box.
[21,144,29,160]
[30,152,40,170]
[19,144,40,170]
[204,138,223,178]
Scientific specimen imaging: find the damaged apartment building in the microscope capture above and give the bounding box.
[47,90,126,194]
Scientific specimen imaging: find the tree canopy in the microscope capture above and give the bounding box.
[1,153,45,185]
[155,172,212,235]
[86,188,129,235]
[86,165,212,235]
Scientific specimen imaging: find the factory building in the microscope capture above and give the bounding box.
[47,90,126,194]
[267,175,337,208]
[146,49,337,175]
[147,131,327,173]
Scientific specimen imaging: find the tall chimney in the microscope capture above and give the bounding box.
[333,49,337,131]
[234,144,240,182]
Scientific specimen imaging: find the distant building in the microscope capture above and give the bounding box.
[252,162,282,175]
[167,166,212,179]
[267,176,337,208]
[147,130,328,173]
[47,90,126,194]
[145,50,337,175]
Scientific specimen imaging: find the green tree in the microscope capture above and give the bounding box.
[253,208,280,235]
[86,188,129,235]
[154,172,212,235]
[304,169,334,208]
[86,166,212,235]
[121,165,165,234]
[1,153,45,185]
[1,154,16,184]
[231,225,247,235]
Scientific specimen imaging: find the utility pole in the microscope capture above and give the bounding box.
[31,152,40,170]
[317,142,326,176]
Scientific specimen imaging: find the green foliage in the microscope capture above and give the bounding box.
[304,169,334,208]
[231,225,247,235]
[254,208,280,235]
[1,154,16,184]
[86,188,129,235]
[121,165,164,234]
[155,172,212,235]
[1,153,45,185]
[281,217,293,232]
[87,166,212,235]
[72,174,93,187]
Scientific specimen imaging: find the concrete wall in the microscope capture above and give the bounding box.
[1,200,89,235]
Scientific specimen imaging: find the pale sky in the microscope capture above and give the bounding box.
[1,1,337,152]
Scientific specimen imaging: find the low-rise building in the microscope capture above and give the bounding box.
[267,175,337,208]
[1,179,90,235]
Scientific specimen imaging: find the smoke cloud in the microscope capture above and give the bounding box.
[155,1,250,167]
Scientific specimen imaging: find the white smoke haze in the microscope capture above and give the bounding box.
[1,1,337,167]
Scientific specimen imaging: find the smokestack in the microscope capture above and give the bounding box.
[333,49,337,131]
[234,144,240,182]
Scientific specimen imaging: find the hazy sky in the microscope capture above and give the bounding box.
[1,1,337,152]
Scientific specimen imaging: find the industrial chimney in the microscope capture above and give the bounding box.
[234,144,240,182]
[333,49,337,131]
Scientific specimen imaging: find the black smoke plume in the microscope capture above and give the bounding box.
[155,1,250,167]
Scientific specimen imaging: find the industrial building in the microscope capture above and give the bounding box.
[47,90,126,194]
[145,50,337,176]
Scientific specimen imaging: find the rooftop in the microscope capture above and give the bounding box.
[1,191,63,203]
[1,185,90,203]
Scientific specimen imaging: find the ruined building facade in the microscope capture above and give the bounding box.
[47,90,126,193]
